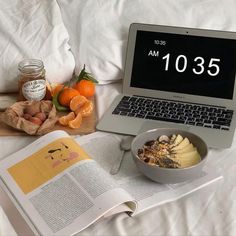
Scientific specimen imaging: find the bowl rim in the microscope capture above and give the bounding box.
[131,128,208,171]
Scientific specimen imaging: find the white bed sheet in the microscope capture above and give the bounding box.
[0,82,236,236]
[1,0,236,235]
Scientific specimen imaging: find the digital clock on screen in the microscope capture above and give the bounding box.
[130,30,236,99]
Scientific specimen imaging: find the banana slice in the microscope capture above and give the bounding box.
[172,137,190,151]
[171,134,183,147]
[171,150,201,168]
[173,143,196,154]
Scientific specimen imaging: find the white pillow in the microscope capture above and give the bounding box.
[58,0,236,84]
[0,0,75,93]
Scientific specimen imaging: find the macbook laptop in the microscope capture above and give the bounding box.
[96,23,236,148]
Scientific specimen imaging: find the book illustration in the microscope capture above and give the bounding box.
[45,142,80,168]
[7,137,91,194]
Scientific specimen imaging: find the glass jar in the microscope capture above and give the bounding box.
[18,59,46,101]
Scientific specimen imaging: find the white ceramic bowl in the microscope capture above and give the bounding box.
[131,128,208,184]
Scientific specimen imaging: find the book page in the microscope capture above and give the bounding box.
[0,131,136,236]
[77,131,223,215]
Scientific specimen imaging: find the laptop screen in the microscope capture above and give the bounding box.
[130,30,236,100]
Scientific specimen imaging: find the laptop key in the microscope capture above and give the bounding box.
[200,111,208,116]
[209,116,216,121]
[139,111,146,115]
[204,124,212,128]
[196,122,204,126]
[217,113,225,118]
[127,113,136,117]
[187,117,195,122]
[131,109,139,113]
[145,107,154,112]
[171,115,179,119]
[193,114,201,119]
[216,108,224,113]
[130,97,138,102]
[204,120,212,124]
[115,107,131,113]
[136,114,145,118]
[201,115,208,120]
[145,115,185,123]
[119,100,130,105]
[217,118,231,123]
[120,111,129,116]
[213,125,221,129]
[186,121,195,125]
[163,114,172,118]
[222,127,230,131]
[147,111,156,116]
[132,105,139,110]
[225,113,233,119]
[112,110,120,115]
[213,120,231,126]
[122,96,130,101]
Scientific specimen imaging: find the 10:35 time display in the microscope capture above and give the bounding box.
[148,51,221,77]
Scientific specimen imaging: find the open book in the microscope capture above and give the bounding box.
[0,130,222,236]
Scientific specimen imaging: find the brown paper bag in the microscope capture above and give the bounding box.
[1,100,58,135]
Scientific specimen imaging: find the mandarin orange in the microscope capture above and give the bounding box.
[58,112,76,126]
[68,112,83,129]
[69,95,88,112]
[73,80,95,98]
[75,100,94,117]
[58,88,80,107]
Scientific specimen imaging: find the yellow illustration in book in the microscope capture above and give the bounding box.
[8,137,91,194]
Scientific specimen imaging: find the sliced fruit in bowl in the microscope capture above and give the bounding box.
[131,128,208,183]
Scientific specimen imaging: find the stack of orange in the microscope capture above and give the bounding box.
[51,65,97,129]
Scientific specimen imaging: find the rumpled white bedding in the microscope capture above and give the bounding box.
[1,82,236,236]
[1,0,236,235]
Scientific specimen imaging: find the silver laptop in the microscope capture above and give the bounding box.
[97,23,236,148]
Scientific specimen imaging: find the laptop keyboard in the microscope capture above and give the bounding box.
[112,96,233,131]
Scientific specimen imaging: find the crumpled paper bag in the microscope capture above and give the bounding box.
[1,100,58,135]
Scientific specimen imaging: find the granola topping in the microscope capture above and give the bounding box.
[137,134,201,168]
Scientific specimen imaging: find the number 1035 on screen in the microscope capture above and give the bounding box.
[148,50,220,77]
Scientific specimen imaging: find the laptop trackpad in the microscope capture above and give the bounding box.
[138,121,190,134]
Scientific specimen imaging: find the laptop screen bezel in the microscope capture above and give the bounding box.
[123,23,236,108]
